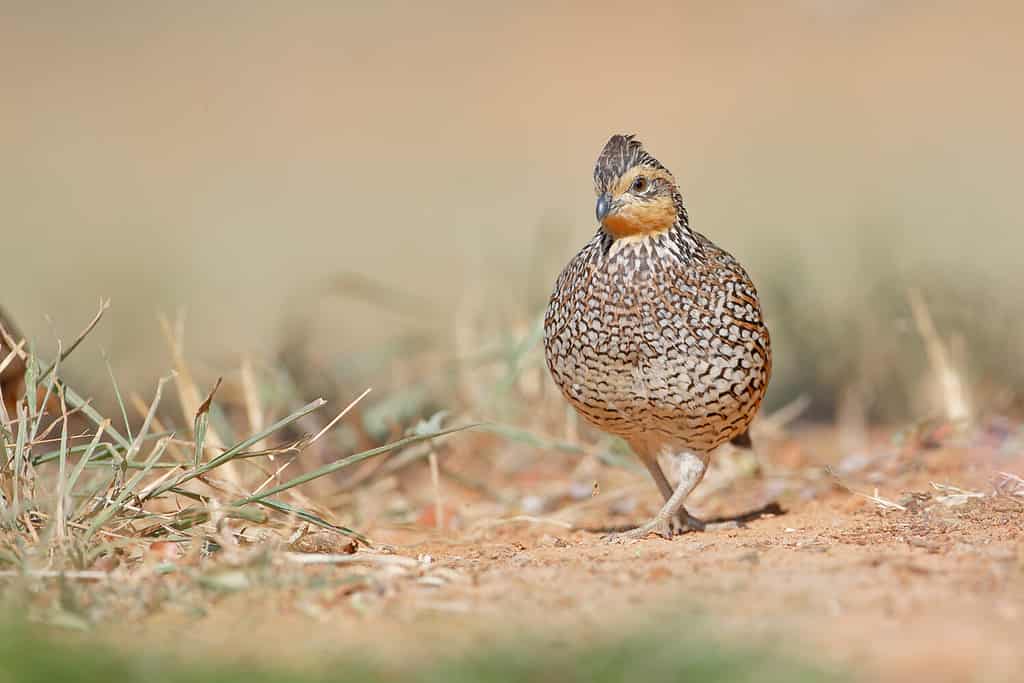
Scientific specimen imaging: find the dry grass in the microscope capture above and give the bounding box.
[0,302,482,629]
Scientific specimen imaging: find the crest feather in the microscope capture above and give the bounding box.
[593,134,667,192]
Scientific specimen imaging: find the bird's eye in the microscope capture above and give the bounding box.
[632,176,649,193]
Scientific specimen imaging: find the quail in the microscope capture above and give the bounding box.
[543,134,771,540]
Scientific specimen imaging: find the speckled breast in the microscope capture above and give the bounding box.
[543,230,771,453]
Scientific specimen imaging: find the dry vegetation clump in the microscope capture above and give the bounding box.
[0,302,477,628]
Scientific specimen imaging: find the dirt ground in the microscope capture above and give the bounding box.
[117,423,1023,683]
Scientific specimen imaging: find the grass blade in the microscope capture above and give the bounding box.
[0,427,9,474]
[23,350,38,425]
[103,351,133,445]
[55,384,69,540]
[253,496,368,543]
[84,435,171,541]
[123,374,173,465]
[12,404,27,509]
[233,423,477,506]
[80,374,172,539]
[145,398,327,499]
[31,432,170,467]
[30,344,60,444]
[36,299,109,384]
[479,422,585,454]
[65,421,110,506]
[61,384,131,451]
[193,378,222,469]
[0,338,26,381]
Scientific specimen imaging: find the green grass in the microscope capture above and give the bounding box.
[0,620,841,683]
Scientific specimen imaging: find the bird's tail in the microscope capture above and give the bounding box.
[729,428,753,449]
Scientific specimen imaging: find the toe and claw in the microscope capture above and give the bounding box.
[603,511,737,543]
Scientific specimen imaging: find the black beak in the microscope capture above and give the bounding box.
[596,193,612,222]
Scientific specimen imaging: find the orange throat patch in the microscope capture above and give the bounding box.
[601,199,677,239]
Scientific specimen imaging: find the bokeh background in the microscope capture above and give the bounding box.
[3,0,1022,422]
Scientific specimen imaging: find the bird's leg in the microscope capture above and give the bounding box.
[641,456,675,500]
[607,451,708,541]
[640,455,707,534]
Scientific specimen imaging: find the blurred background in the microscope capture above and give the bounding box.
[2,0,1022,423]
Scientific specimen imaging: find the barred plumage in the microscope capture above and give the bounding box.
[543,134,771,539]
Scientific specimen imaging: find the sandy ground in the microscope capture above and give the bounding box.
[115,424,1024,683]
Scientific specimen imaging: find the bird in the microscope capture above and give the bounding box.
[543,134,771,540]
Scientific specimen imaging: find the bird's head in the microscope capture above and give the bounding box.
[592,134,685,239]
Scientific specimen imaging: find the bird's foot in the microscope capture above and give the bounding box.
[677,512,740,533]
[602,512,736,543]
[602,517,673,543]
[678,511,706,532]
[603,514,698,543]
